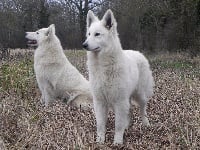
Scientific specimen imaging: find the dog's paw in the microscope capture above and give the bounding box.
[44,102,49,107]
[142,117,150,126]
[67,92,80,104]
[44,98,54,108]
[40,96,45,104]
[113,134,123,145]
[96,134,105,144]
[113,141,123,145]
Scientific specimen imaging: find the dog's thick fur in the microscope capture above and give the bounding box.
[26,24,92,108]
[83,10,154,144]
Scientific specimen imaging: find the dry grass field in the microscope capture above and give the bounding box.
[0,49,199,149]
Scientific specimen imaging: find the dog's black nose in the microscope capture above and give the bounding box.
[82,42,88,49]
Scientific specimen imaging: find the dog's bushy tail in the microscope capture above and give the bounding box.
[137,55,154,98]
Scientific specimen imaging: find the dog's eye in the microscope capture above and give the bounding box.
[95,33,100,36]
[36,32,39,34]
[88,32,90,36]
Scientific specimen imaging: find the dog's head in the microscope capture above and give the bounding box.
[83,9,118,52]
[25,24,55,47]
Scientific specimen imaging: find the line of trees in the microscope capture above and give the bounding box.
[0,0,199,54]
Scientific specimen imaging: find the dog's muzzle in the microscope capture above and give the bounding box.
[82,41,100,52]
[82,42,88,50]
[25,33,38,47]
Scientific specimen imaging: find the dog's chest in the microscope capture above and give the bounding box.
[92,61,122,81]
[90,61,125,100]
[34,51,62,78]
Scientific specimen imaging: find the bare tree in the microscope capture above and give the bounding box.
[65,0,105,42]
[38,0,50,28]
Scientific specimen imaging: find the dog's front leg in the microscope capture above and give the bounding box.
[40,94,45,105]
[114,101,130,144]
[94,99,108,144]
[43,83,55,107]
[37,78,45,105]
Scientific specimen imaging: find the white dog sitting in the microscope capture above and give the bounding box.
[83,10,154,144]
[26,24,92,109]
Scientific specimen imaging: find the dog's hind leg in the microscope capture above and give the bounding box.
[66,91,80,104]
[94,99,108,144]
[135,94,150,126]
[114,100,130,144]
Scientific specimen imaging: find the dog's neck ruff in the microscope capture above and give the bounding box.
[38,36,61,51]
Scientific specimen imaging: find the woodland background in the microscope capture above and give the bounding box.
[0,0,200,55]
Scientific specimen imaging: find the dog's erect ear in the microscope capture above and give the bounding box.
[46,24,55,36]
[87,10,98,28]
[102,9,116,30]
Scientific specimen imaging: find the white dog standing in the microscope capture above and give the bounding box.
[83,10,154,144]
[26,24,92,108]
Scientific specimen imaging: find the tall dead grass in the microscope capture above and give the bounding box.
[0,50,199,149]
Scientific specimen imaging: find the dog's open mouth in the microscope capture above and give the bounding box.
[27,39,38,47]
[92,47,100,52]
